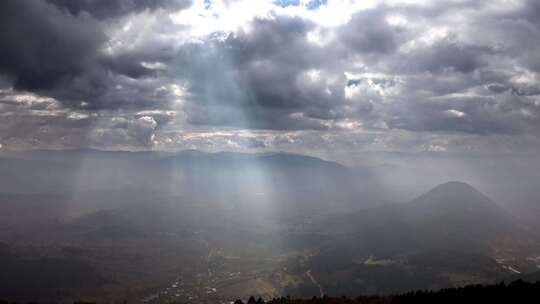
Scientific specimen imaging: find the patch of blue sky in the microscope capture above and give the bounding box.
[274,0,301,7]
[306,0,327,10]
[273,0,327,10]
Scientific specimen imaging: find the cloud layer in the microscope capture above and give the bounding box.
[0,0,540,162]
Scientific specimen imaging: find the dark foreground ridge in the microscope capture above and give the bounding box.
[246,279,540,304]
[2,279,539,304]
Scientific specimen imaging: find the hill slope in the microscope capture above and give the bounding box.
[298,182,540,296]
[323,181,534,256]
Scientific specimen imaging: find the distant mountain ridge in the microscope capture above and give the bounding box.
[1,148,345,168]
[0,149,389,212]
[411,181,496,209]
[322,181,536,256]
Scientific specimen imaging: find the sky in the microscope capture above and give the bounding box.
[1,0,540,165]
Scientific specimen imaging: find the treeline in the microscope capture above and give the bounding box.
[1,279,539,304]
[254,279,540,304]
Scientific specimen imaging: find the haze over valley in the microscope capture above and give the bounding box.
[1,150,540,302]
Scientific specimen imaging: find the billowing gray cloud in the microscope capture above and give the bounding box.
[0,0,105,91]
[46,0,192,19]
[171,14,378,130]
[0,0,539,157]
[0,0,189,112]
[338,8,403,55]
[395,39,493,74]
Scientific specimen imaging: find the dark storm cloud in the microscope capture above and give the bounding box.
[0,0,105,91]
[520,0,540,27]
[0,0,188,112]
[171,14,385,130]
[396,39,493,74]
[46,0,192,19]
[338,8,403,55]
[173,16,345,129]
[99,55,156,79]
